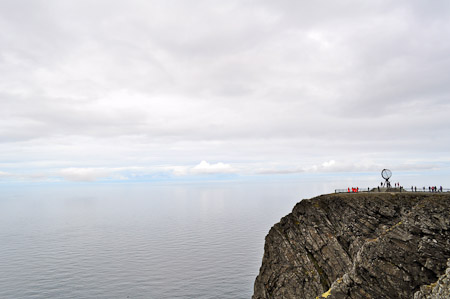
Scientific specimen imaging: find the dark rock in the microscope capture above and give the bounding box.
[414,259,450,299]
[253,193,450,298]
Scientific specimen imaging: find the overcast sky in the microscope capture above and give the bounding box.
[1,0,450,183]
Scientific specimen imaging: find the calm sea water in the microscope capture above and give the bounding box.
[0,179,345,298]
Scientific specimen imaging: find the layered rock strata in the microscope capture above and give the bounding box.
[253,193,450,298]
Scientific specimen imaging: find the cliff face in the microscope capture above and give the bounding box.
[253,193,450,298]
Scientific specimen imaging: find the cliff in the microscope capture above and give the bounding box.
[253,192,450,298]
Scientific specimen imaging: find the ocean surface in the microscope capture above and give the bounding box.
[0,179,350,298]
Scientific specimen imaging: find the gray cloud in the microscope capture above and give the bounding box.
[1,0,450,179]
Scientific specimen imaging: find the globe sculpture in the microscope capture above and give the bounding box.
[381,169,392,188]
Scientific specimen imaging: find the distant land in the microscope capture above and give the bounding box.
[253,192,450,298]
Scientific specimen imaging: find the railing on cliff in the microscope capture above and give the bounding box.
[335,188,450,193]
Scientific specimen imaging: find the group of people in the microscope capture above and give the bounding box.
[381,181,402,188]
[374,183,445,193]
[344,184,445,193]
[425,186,443,192]
[398,186,443,192]
[380,181,392,188]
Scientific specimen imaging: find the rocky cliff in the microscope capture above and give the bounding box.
[253,192,450,298]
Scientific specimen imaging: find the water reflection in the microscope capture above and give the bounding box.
[0,180,326,298]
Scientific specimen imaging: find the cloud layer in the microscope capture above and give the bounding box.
[1,1,450,182]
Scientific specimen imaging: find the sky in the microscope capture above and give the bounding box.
[1,0,450,183]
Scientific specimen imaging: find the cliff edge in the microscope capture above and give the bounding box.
[253,192,450,298]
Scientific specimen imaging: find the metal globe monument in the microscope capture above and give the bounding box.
[381,169,392,188]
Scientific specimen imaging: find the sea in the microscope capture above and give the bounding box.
[0,176,398,298]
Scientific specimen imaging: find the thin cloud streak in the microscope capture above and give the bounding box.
[0,160,442,183]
